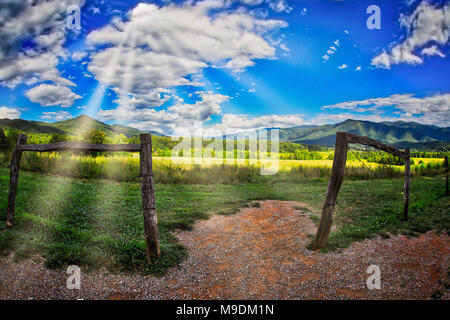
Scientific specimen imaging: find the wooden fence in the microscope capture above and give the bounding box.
[5,133,160,263]
[312,132,411,250]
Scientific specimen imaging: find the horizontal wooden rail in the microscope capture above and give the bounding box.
[18,142,141,153]
[345,132,409,158]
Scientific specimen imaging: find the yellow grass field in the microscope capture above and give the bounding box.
[155,156,445,171]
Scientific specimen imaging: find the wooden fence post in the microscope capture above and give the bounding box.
[312,132,348,250]
[403,150,410,221]
[6,133,28,227]
[445,156,449,196]
[139,133,161,262]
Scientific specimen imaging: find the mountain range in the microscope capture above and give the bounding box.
[0,116,448,150]
[278,119,449,148]
[0,115,164,137]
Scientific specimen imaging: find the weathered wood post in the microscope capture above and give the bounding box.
[403,149,410,221]
[312,132,348,250]
[6,133,28,227]
[445,156,449,196]
[139,133,161,262]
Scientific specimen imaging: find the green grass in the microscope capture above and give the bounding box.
[0,166,448,276]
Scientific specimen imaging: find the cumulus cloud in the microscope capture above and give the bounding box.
[87,2,286,73]
[0,52,75,88]
[40,111,72,121]
[321,93,450,127]
[215,113,304,132]
[86,1,286,93]
[89,1,287,128]
[97,91,228,134]
[267,0,293,13]
[0,106,21,119]
[25,84,81,108]
[71,51,88,61]
[372,1,450,69]
[238,0,292,14]
[238,0,265,5]
[98,91,304,136]
[168,92,229,121]
[88,47,207,93]
[112,89,172,109]
[421,45,446,58]
[337,64,348,69]
[0,0,85,88]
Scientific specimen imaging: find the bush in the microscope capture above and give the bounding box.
[82,129,106,144]
[50,133,70,143]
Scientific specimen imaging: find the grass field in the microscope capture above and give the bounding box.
[0,166,448,276]
[0,152,446,183]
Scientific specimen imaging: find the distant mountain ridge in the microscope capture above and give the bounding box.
[279,119,449,148]
[0,115,165,137]
[0,116,448,150]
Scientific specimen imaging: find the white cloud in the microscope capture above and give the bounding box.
[71,51,88,61]
[321,93,450,127]
[112,88,172,109]
[0,0,85,88]
[421,45,446,58]
[168,92,229,121]
[338,64,348,69]
[40,111,72,121]
[25,84,81,108]
[0,51,75,89]
[322,39,340,62]
[89,1,287,125]
[0,106,21,119]
[301,8,307,16]
[355,66,362,71]
[97,91,229,134]
[215,113,304,132]
[98,90,305,136]
[87,2,286,72]
[372,1,450,69]
[268,0,293,13]
[100,91,450,135]
[89,47,207,92]
[238,0,292,14]
[239,0,265,5]
[280,43,290,52]
[88,6,100,15]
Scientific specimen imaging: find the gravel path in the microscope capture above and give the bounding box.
[0,200,448,300]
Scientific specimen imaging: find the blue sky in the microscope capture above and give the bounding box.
[0,0,449,135]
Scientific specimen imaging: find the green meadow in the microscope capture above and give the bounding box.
[0,160,448,275]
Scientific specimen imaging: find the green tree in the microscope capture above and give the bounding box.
[6,128,21,150]
[50,133,69,143]
[82,129,106,144]
[112,133,128,144]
